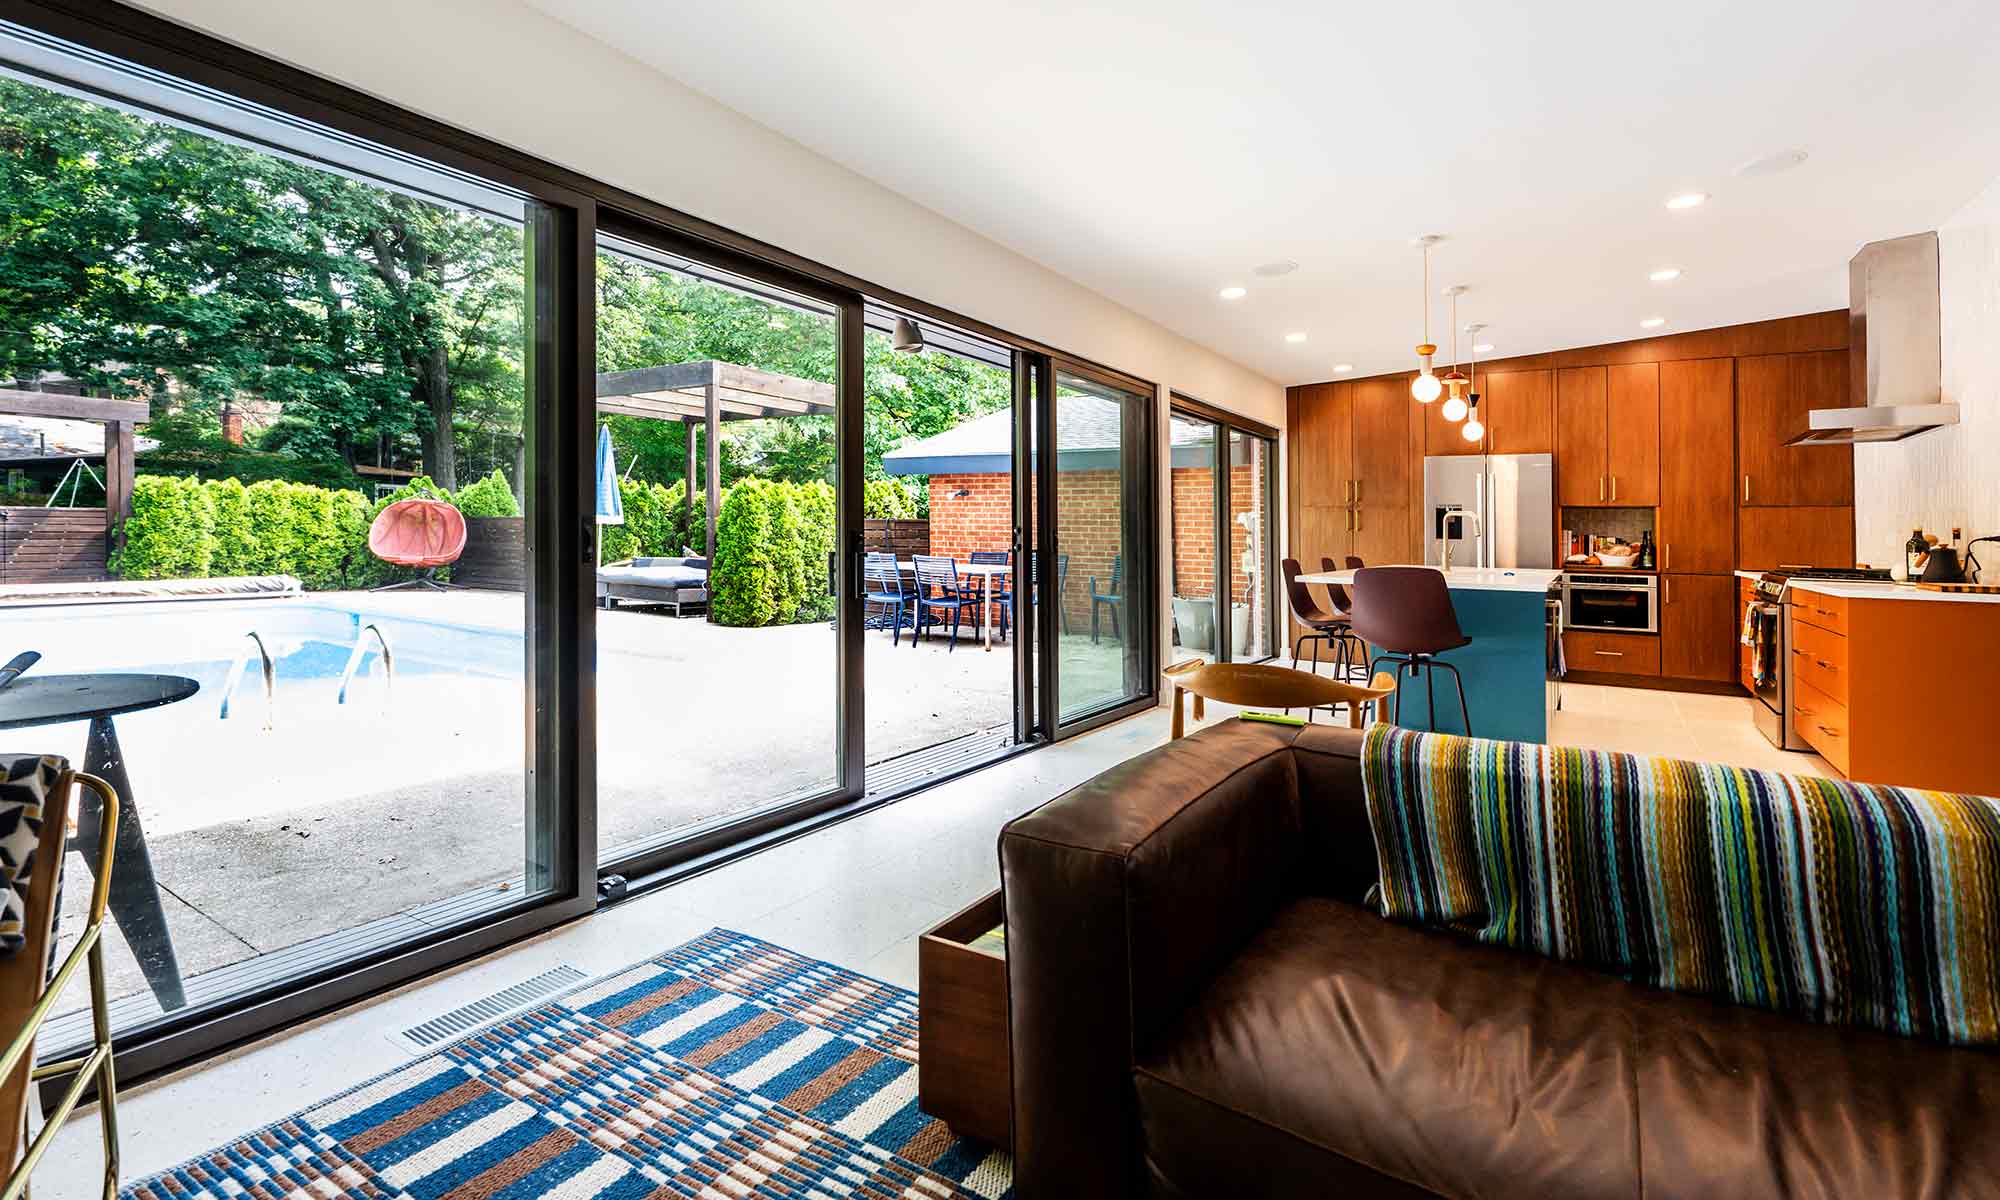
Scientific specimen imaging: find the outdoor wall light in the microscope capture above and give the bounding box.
[892,316,926,354]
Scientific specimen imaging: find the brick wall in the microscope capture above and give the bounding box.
[925,468,1129,633]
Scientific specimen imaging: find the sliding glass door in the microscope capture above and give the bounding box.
[1052,365,1155,726]
[4,19,589,1078]
[1169,399,1279,664]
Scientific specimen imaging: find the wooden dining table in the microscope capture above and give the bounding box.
[898,560,1012,651]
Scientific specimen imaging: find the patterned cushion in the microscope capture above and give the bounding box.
[0,754,65,958]
[1359,724,2000,1045]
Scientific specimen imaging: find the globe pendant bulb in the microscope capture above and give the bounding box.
[1411,372,1442,403]
[1441,395,1468,422]
[1461,417,1485,442]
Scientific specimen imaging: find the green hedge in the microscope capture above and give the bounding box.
[113,471,518,589]
[711,479,837,627]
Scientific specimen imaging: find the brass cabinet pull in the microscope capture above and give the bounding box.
[1611,475,1618,502]
[1354,480,1363,503]
[1743,474,1751,503]
[1593,650,1624,657]
[1663,543,1671,570]
[1818,725,1841,738]
[1665,577,1672,604]
[1598,476,1606,502]
[1817,659,1833,670]
[1354,509,1362,533]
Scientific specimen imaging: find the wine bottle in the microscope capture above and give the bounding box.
[1906,528,1928,580]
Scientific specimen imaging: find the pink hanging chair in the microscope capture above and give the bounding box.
[368,497,467,591]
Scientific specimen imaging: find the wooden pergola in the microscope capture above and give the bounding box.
[594,360,834,560]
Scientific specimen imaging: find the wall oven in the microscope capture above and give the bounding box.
[1563,572,1658,633]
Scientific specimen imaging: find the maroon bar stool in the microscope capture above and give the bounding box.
[1347,566,1472,733]
[1316,557,1367,680]
[1280,557,1349,677]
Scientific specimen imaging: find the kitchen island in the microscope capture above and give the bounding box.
[1298,565,1560,743]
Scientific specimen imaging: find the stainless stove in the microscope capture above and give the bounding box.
[1750,567,1892,750]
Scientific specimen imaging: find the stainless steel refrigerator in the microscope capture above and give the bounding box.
[1422,453,1555,569]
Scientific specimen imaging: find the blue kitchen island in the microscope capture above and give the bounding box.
[1297,566,1560,744]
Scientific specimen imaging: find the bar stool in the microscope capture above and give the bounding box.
[1281,557,1350,677]
[1317,557,1368,681]
[1348,566,1473,733]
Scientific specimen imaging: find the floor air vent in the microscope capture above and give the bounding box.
[389,964,587,1053]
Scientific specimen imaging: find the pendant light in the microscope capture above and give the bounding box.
[1410,235,1444,402]
[1461,322,1487,442]
[1439,285,1470,422]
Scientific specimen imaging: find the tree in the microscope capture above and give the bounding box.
[0,76,526,491]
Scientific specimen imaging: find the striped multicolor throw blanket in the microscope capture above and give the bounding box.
[1359,723,2000,1045]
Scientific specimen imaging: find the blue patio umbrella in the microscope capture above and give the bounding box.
[596,425,625,526]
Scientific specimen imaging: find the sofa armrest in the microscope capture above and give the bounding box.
[999,719,1306,1200]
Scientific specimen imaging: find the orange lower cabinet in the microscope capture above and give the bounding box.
[1823,596,2000,794]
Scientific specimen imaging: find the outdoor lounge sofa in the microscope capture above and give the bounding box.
[596,556,707,616]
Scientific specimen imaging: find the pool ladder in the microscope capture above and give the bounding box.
[218,632,276,730]
[338,623,394,706]
[217,624,394,728]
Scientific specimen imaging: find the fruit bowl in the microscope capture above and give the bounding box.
[1598,549,1639,568]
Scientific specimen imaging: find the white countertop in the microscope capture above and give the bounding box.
[1786,578,2000,605]
[1298,565,1563,594]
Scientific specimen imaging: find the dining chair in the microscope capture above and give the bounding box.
[862,552,912,646]
[969,550,1012,639]
[1088,555,1123,643]
[912,554,982,652]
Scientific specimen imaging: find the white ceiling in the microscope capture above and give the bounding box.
[526,0,2000,386]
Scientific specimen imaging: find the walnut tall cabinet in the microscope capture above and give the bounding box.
[1285,310,1857,690]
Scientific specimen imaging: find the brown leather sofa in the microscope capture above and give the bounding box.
[999,719,1999,1199]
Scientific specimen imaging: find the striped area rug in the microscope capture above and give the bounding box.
[124,929,1014,1199]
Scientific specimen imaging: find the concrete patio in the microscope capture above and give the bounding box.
[32,589,1128,1021]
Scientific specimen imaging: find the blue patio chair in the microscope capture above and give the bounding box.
[1089,554,1124,644]
[969,550,1012,639]
[913,554,982,652]
[863,552,913,646]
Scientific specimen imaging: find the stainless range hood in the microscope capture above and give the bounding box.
[1786,231,1959,445]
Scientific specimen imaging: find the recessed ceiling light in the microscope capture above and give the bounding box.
[1254,260,1299,278]
[1734,148,1808,178]
[1640,317,1667,329]
[1664,192,1708,211]
[1218,285,1247,300]
[1285,332,1308,343]
[1333,363,1354,373]
[1473,343,1494,353]
[1649,267,1682,282]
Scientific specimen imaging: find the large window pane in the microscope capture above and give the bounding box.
[1055,369,1149,721]
[593,236,840,858]
[0,61,556,1052]
[1169,415,1217,664]
[1229,430,1277,661]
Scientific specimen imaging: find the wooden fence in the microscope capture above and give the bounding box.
[863,519,929,558]
[456,516,525,590]
[0,507,110,584]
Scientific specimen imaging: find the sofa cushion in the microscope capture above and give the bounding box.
[1136,896,1643,1200]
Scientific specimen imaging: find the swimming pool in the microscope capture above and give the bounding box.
[0,596,522,719]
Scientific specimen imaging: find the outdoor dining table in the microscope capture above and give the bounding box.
[898,559,1012,651]
[0,672,198,1010]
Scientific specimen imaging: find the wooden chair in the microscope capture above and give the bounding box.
[1,764,122,1198]
[1163,659,1397,739]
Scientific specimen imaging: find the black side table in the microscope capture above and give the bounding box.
[0,672,199,1010]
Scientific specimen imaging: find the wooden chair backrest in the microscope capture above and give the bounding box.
[0,769,73,1168]
[1163,660,1396,738]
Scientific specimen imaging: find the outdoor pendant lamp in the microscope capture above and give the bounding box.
[892,316,926,354]
[1410,235,1444,403]
[1440,285,1470,422]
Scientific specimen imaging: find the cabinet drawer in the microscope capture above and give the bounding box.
[1791,589,1848,635]
[1565,631,1662,676]
[1789,617,1849,705]
[1792,678,1851,777]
